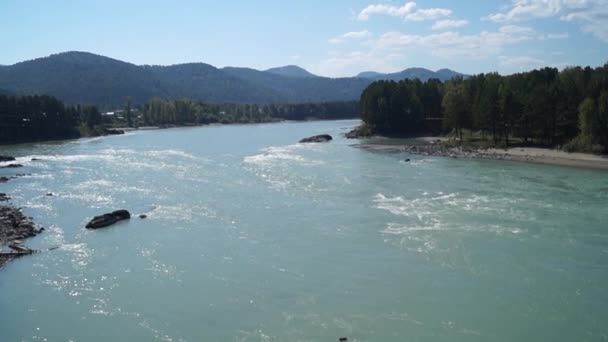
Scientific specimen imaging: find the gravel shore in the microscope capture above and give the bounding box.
[353,142,608,170]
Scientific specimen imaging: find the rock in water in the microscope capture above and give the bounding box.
[0,155,15,162]
[111,209,131,220]
[139,214,147,219]
[8,242,32,254]
[299,134,333,143]
[0,163,23,168]
[86,210,131,229]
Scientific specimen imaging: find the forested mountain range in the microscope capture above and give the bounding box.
[0,52,466,106]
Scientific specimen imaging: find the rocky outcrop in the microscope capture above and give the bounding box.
[85,209,131,229]
[0,207,39,243]
[299,134,333,143]
[103,128,125,135]
[0,206,42,267]
[0,164,23,169]
[0,156,15,162]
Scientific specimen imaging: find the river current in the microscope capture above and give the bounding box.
[1,120,607,341]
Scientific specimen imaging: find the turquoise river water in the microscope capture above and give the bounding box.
[1,120,607,341]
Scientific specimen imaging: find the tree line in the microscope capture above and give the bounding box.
[360,64,608,152]
[140,99,359,126]
[0,95,81,143]
[0,94,359,144]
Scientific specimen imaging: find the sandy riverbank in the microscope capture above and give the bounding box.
[353,140,608,171]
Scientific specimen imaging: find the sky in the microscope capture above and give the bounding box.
[0,0,607,77]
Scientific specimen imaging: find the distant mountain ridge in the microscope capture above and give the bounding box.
[0,51,468,106]
[356,68,466,81]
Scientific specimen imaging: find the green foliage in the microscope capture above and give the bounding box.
[360,80,425,135]
[578,97,595,145]
[359,64,608,153]
[125,98,133,127]
[0,95,81,143]
[442,81,468,141]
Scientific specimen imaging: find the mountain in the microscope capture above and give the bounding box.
[145,63,282,104]
[0,51,468,106]
[436,68,467,80]
[356,71,384,79]
[356,68,467,81]
[0,52,167,105]
[222,67,370,103]
[265,65,317,78]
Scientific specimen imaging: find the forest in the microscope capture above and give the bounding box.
[140,99,359,126]
[0,95,358,144]
[0,95,82,143]
[360,65,608,153]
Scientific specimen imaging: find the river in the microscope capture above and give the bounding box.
[1,120,607,341]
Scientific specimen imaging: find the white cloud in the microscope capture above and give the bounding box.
[329,30,372,44]
[432,19,469,30]
[366,25,539,58]
[498,55,545,68]
[310,50,403,77]
[484,0,608,41]
[312,24,555,77]
[543,33,570,39]
[484,0,562,22]
[358,2,451,21]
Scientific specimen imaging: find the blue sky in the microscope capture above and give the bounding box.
[1,0,607,77]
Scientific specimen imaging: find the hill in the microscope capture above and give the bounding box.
[0,52,467,106]
[265,65,317,78]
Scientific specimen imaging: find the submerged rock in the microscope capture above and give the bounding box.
[0,156,15,162]
[139,214,147,219]
[86,210,131,229]
[299,134,333,143]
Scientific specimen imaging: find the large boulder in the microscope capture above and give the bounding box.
[299,134,333,143]
[86,210,131,229]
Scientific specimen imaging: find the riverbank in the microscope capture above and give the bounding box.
[0,205,41,268]
[352,139,608,170]
[0,164,42,268]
